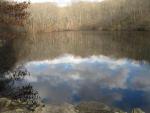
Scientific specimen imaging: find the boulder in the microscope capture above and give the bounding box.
[132,108,145,113]
[75,101,125,113]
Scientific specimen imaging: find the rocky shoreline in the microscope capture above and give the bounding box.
[0,98,145,113]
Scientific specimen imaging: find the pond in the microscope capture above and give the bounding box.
[0,31,150,112]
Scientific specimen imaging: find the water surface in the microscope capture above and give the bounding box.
[1,31,150,112]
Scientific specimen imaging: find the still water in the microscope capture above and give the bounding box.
[0,31,150,112]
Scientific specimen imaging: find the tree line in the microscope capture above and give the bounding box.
[27,0,150,33]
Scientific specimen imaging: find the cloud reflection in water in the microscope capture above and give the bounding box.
[24,54,150,111]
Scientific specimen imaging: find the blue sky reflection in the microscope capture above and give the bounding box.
[24,54,150,111]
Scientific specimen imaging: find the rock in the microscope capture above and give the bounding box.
[0,98,33,113]
[75,101,125,113]
[41,103,78,113]
[34,105,45,113]
[1,110,30,113]
[0,98,11,107]
[0,98,12,112]
[132,108,145,113]
[0,98,146,113]
[15,108,24,112]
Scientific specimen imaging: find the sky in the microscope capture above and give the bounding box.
[14,0,104,6]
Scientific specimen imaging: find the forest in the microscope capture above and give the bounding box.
[26,0,150,33]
